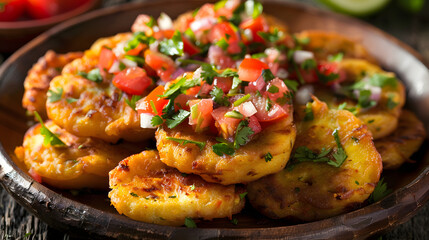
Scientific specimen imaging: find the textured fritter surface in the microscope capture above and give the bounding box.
[375,110,426,169]
[315,59,406,139]
[22,50,83,117]
[46,33,154,142]
[247,98,382,221]
[14,121,143,189]
[156,117,296,185]
[109,150,245,226]
[296,30,377,63]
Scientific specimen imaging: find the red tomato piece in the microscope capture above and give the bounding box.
[194,3,216,19]
[98,47,116,72]
[28,168,42,183]
[239,16,269,44]
[186,86,201,96]
[126,42,145,56]
[0,0,26,21]
[251,94,288,122]
[212,107,240,140]
[213,77,233,93]
[189,99,214,132]
[154,29,175,40]
[131,14,154,36]
[207,45,235,69]
[238,58,269,82]
[136,85,168,115]
[27,0,89,19]
[317,61,346,86]
[209,22,240,54]
[144,50,176,82]
[265,78,289,102]
[112,67,152,95]
[182,35,200,56]
[248,115,262,136]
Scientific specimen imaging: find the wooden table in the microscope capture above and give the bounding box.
[0,0,428,239]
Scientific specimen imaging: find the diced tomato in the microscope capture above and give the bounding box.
[214,0,240,19]
[194,3,216,19]
[211,107,240,140]
[112,67,152,95]
[213,77,233,93]
[136,85,168,115]
[265,78,289,102]
[98,47,116,72]
[126,42,145,56]
[144,50,176,82]
[0,0,26,21]
[317,62,346,86]
[239,16,269,44]
[189,99,214,132]
[238,58,269,82]
[209,22,241,54]
[251,94,289,122]
[182,35,200,56]
[198,82,213,97]
[207,45,235,69]
[174,94,194,111]
[154,29,175,40]
[186,86,201,96]
[248,115,262,136]
[245,75,265,93]
[131,14,154,36]
[28,168,42,183]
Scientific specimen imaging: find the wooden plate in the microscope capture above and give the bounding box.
[0,0,428,239]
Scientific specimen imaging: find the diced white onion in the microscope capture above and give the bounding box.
[193,67,203,80]
[157,12,173,30]
[295,85,314,105]
[237,101,257,117]
[108,61,120,73]
[121,58,138,68]
[276,68,289,79]
[369,85,382,101]
[243,29,253,41]
[140,113,157,129]
[149,41,159,52]
[113,41,127,57]
[265,47,280,60]
[293,50,314,64]
[190,17,217,32]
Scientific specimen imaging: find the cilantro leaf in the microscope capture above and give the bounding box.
[317,71,339,84]
[165,109,190,128]
[130,192,139,197]
[231,218,238,225]
[234,120,254,149]
[328,129,347,167]
[244,0,263,18]
[124,32,155,52]
[264,152,273,162]
[369,178,392,203]
[125,95,142,111]
[78,68,103,83]
[159,30,184,56]
[267,85,279,93]
[212,142,235,156]
[66,97,78,103]
[284,79,298,92]
[184,217,197,228]
[301,59,317,71]
[239,192,248,199]
[276,92,293,105]
[258,28,281,43]
[304,102,314,121]
[266,97,273,111]
[261,69,275,82]
[166,137,206,151]
[216,38,229,51]
[124,55,145,65]
[357,89,377,109]
[200,64,218,85]
[34,111,66,147]
[369,74,397,88]
[151,115,163,126]
[293,146,331,163]
[387,94,398,109]
[210,87,230,106]
[47,87,63,103]
[328,52,344,62]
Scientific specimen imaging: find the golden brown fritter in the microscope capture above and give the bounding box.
[313,59,406,139]
[375,110,426,169]
[296,30,377,63]
[14,121,144,189]
[155,117,296,185]
[22,50,83,117]
[46,33,155,142]
[247,98,382,221]
[109,150,245,226]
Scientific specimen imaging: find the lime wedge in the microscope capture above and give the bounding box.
[319,0,391,16]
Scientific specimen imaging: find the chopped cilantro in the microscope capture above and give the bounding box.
[47,87,63,103]
[151,115,163,126]
[301,59,317,71]
[244,0,263,18]
[229,77,242,94]
[78,68,103,83]
[304,102,314,121]
[234,120,254,149]
[284,79,298,92]
[145,16,155,27]
[168,195,177,198]
[185,217,197,228]
[130,192,138,197]
[216,38,229,51]
[124,55,145,65]
[267,85,279,93]
[276,92,293,105]
[190,184,196,191]
[210,87,230,106]
[317,71,339,84]
[231,218,239,225]
[261,69,275,82]
[258,28,281,43]
[265,97,273,111]
[297,36,310,45]
[233,94,251,107]
[159,30,184,56]
[387,94,398,109]
[124,32,155,52]
[293,146,331,163]
[338,102,347,110]
[225,110,244,119]
[200,64,218,85]
[357,90,377,109]
[66,97,78,103]
[329,129,347,167]
[369,178,392,203]
[239,192,248,200]
[166,137,206,151]
[213,142,235,156]
[369,74,397,88]
[34,111,66,147]
[328,52,344,62]
[125,95,142,111]
[368,119,375,124]
[264,152,273,162]
[165,109,190,128]
[119,61,126,71]
[351,136,359,143]
[355,180,359,185]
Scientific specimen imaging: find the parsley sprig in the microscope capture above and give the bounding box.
[166,137,206,151]
[34,111,66,147]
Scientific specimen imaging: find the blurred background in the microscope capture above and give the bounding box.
[0,0,428,239]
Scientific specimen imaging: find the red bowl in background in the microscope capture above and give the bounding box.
[0,0,100,52]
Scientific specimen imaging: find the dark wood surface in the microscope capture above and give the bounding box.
[0,0,428,239]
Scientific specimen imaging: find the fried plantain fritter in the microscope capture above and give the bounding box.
[109,150,245,226]
[156,117,296,185]
[375,110,426,169]
[22,50,83,117]
[14,121,143,189]
[247,98,382,221]
[46,33,155,142]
